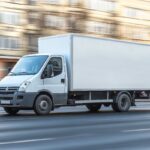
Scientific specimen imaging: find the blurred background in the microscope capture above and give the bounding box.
[0,0,150,79]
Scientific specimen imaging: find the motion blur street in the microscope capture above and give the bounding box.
[1,0,150,150]
[1,103,150,150]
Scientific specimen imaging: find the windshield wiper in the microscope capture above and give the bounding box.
[17,72,36,75]
[9,72,17,76]
[17,72,31,75]
[9,71,35,75]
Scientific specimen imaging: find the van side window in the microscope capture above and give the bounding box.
[48,57,62,77]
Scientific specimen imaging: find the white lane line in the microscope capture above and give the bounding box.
[123,128,150,133]
[0,138,54,145]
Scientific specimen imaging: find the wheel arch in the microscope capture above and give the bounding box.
[33,90,54,110]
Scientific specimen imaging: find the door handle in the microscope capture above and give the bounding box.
[61,79,65,83]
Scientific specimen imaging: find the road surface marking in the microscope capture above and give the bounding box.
[0,138,54,145]
[0,116,43,122]
[123,128,150,133]
[0,134,89,145]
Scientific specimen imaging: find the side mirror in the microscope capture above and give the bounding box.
[41,64,53,79]
[47,64,53,77]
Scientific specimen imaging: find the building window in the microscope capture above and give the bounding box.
[86,21,113,35]
[124,7,138,18]
[44,0,61,5]
[28,0,37,5]
[123,7,149,20]
[0,36,20,50]
[12,0,20,4]
[0,12,20,25]
[122,26,150,40]
[28,11,39,24]
[69,0,80,6]
[45,15,67,29]
[85,0,116,12]
[27,34,38,51]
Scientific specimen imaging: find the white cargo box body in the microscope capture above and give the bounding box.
[39,34,150,91]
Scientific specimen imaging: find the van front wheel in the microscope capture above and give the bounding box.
[34,95,52,115]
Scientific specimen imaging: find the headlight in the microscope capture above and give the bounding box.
[19,81,31,92]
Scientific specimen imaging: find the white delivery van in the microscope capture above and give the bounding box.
[0,33,150,115]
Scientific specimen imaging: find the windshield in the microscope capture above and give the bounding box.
[9,55,48,75]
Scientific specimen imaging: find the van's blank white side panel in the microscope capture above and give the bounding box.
[72,36,150,90]
[39,34,150,91]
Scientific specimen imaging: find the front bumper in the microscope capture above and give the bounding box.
[0,91,37,108]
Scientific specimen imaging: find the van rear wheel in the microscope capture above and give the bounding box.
[34,95,52,115]
[86,104,101,112]
[112,93,131,112]
[4,107,19,115]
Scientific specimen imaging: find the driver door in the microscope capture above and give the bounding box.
[42,56,67,105]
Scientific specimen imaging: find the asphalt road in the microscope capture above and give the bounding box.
[1,104,150,150]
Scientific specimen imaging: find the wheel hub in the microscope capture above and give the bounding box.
[39,100,48,110]
[121,98,128,108]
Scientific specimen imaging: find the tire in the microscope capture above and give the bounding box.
[111,103,119,112]
[4,107,19,115]
[86,104,101,112]
[34,95,53,115]
[112,93,131,112]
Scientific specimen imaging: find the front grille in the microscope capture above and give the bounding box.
[0,87,19,100]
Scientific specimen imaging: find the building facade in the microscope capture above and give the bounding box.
[0,0,150,78]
